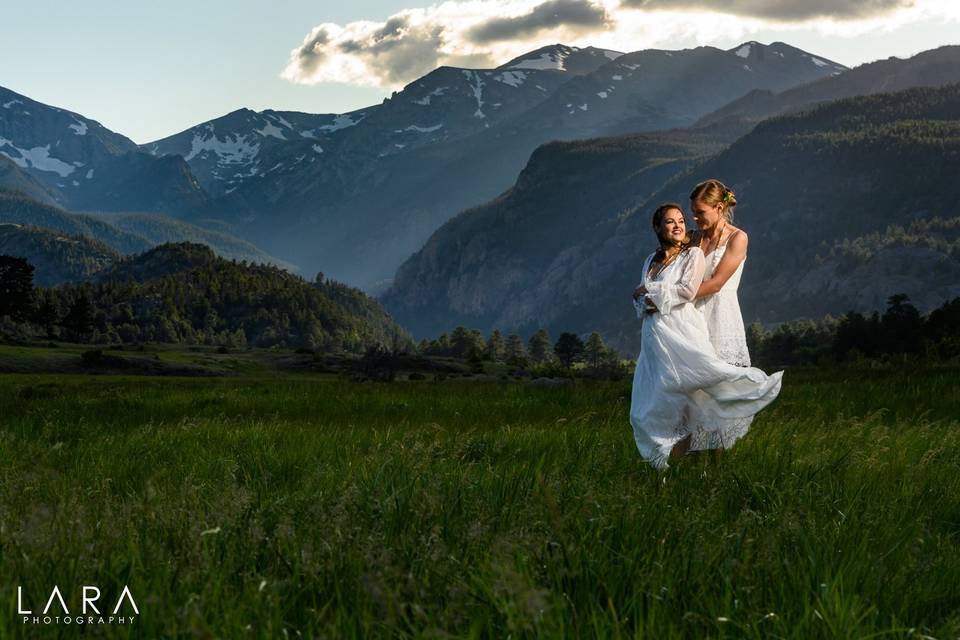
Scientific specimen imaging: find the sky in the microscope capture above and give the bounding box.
[4,0,959,144]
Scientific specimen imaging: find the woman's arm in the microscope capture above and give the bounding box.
[694,231,748,299]
[644,248,706,315]
[632,253,655,300]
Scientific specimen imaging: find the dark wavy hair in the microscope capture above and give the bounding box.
[651,202,699,263]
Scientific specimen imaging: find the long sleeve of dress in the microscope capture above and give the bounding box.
[645,248,706,316]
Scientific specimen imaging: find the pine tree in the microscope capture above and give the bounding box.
[528,328,552,364]
[63,293,95,338]
[584,332,606,369]
[485,329,505,362]
[505,333,526,361]
[34,298,60,338]
[468,329,485,359]
[554,332,585,368]
[746,321,767,363]
[0,255,35,321]
[449,326,469,357]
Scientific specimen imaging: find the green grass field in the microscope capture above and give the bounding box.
[0,362,958,638]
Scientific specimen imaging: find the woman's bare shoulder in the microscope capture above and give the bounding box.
[727,226,749,247]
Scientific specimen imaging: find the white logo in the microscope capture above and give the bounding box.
[18,585,139,626]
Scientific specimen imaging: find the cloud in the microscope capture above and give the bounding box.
[620,0,914,21]
[280,0,957,89]
[466,0,611,43]
[292,26,332,77]
[281,0,614,88]
[334,15,449,84]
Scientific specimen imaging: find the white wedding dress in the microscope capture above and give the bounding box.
[629,246,783,469]
[690,236,755,450]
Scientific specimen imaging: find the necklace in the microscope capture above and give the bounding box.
[650,245,682,279]
[704,220,728,256]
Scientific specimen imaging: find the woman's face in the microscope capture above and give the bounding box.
[691,197,723,230]
[657,208,686,246]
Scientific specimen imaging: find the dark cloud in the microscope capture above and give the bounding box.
[294,27,331,76]
[349,21,448,84]
[620,0,913,21]
[466,0,610,44]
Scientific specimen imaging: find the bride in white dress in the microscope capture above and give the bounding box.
[689,180,754,450]
[629,203,782,470]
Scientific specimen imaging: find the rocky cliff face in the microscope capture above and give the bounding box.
[381,126,737,338]
[382,81,960,352]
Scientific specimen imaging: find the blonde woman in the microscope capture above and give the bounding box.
[630,203,782,470]
[690,179,754,450]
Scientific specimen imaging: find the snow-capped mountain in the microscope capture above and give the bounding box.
[497,44,623,73]
[142,44,615,197]
[0,86,207,214]
[696,44,960,127]
[142,108,366,197]
[501,41,848,138]
[6,40,852,290]
[133,41,851,289]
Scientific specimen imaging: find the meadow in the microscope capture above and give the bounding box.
[0,354,958,638]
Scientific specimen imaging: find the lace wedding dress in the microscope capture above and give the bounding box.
[690,237,753,450]
[629,246,782,470]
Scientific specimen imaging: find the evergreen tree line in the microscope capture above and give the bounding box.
[417,326,623,372]
[746,293,960,367]
[0,252,412,353]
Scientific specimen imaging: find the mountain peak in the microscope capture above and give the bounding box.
[728,41,847,72]
[498,43,623,74]
[499,44,578,70]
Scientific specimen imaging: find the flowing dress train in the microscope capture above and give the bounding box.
[691,235,754,450]
[629,246,782,469]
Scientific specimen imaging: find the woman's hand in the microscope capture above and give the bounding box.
[644,296,658,315]
[633,284,647,300]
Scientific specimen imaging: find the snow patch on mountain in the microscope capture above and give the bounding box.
[68,119,88,136]
[735,43,753,58]
[318,114,362,132]
[312,144,324,154]
[2,99,23,109]
[463,70,486,118]
[405,124,444,133]
[809,56,829,67]
[255,121,286,140]
[270,114,293,129]
[507,51,563,71]
[184,129,261,165]
[495,71,527,88]
[0,137,77,177]
[413,87,447,105]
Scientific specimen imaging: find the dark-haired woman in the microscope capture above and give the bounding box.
[629,203,782,470]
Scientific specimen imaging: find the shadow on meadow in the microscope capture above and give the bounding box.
[0,365,957,638]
